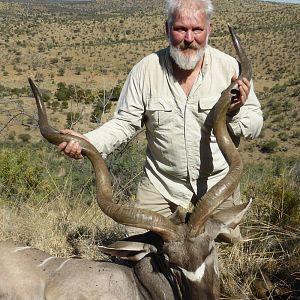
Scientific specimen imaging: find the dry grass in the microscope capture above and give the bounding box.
[219,221,299,299]
[0,189,124,259]
[218,162,300,299]
[0,144,299,299]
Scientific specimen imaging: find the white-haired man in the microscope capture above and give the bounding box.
[59,0,263,242]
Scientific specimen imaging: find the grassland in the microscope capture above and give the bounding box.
[0,0,299,299]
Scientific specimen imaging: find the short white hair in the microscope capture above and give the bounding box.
[165,0,214,25]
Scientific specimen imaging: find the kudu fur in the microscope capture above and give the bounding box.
[0,25,252,300]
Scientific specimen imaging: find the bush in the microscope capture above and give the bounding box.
[18,134,31,143]
[259,140,279,153]
[66,112,81,128]
[41,90,51,102]
[55,82,71,101]
[57,67,65,76]
[90,99,112,123]
[0,146,50,202]
[50,57,59,64]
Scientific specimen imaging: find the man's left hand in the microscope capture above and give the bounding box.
[228,75,250,114]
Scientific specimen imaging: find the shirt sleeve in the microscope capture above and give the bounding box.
[226,58,263,140]
[84,67,145,158]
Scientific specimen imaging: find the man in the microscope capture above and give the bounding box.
[59,0,263,241]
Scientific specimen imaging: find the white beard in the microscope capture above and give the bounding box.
[169,44,206,70]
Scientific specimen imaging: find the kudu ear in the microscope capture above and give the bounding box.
[99,241,157,262]
[208,200,252,238]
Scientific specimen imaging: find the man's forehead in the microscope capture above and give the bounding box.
[172,9,208,25]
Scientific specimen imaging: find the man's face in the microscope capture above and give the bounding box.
[167,10,211,70]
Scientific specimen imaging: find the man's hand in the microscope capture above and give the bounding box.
[58,129,89,160]
[228,75,251,114]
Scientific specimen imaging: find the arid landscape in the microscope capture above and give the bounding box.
[0,0,299,299]
[0,0,299,160]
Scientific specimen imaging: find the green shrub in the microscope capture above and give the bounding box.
[50,57,59,64]
[57,67,65,76]
[259,140,279,153]
[18,134,31,143]
[0,147,50,202]
[90,99,112,123]
[66,112,81,128]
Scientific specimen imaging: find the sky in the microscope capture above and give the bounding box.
[260,0,300,3]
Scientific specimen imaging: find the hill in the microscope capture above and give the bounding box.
[0,0,299,163]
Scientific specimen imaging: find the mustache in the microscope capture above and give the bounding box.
[178,42,202,51]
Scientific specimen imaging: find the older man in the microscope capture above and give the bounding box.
[59,0,263,241]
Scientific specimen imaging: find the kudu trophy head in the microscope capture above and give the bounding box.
[26,24,251,300]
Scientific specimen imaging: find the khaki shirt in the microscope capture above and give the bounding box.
[85,46,263,208]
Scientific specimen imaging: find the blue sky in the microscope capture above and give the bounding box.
[261,0,300,3]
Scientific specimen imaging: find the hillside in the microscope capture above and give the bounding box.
[0,0,299,163]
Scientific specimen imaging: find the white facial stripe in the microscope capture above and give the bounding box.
[13,246,32,253]
[56,258,71,272]
[38,256,55,267]
[179,262,206,282]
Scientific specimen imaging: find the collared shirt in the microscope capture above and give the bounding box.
[85,46,263,208]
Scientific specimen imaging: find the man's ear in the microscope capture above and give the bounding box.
[208,22,213,36]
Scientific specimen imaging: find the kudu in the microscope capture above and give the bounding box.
[0,25,252,300]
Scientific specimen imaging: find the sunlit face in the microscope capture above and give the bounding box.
[167,10,211,70]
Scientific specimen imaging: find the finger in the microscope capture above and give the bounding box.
[64,140,77,155]
[72,141,82,157]
[238,84,247,102]
[242,77,251,88]
[74,151,84,159]
[58,141,67,151]
[240,78,251,93]
[237,80,249,103]
[229,101,242,112]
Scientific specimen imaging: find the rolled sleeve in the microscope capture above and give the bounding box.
[228,80,263,139]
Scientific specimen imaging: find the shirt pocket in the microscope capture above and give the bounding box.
[146,97,173,129]
[198,96,220,131]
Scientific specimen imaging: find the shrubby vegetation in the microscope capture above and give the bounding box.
[0,85,30,97]
[0,139,299,298]
[0,137,145,207]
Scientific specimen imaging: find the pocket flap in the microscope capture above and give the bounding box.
[147,97,172,111]
[199,96,220,110]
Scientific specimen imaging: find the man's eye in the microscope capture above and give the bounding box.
[193,29,203,34]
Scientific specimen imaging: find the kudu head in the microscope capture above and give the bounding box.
[29,24,251,300]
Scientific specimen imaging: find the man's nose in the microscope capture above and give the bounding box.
[184,30,194,43]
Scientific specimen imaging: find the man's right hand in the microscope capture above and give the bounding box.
[58,129,89,160]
